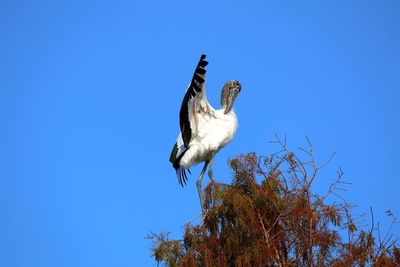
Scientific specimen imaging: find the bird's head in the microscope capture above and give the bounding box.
[221,80,241,114]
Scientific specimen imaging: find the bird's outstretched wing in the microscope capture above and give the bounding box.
[169,54,210,186]
[179,54,210,147]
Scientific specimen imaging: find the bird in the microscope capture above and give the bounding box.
[169,54,241,214]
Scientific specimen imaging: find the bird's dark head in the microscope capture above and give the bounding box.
[221,80,241,114]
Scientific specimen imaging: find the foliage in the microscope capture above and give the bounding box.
[149,136,399,267]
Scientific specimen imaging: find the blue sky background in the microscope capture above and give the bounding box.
[1,1,399,266]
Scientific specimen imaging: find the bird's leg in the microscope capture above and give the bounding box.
[196,161,209,216]
[208,157,229,187]
[207,157,217,184]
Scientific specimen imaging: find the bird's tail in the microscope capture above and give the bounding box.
[169,143,189,186]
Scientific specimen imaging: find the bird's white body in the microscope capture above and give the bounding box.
[179,108,238,169]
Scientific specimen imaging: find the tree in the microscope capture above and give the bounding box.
[149,136,399,266]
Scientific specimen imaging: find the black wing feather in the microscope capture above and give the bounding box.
[198,60,208,68]
[193,73,205,84]
[196,67,206,75]
[192,81,202,92]
[179,54,208,147]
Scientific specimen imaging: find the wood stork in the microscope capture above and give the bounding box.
[169,54,241,214]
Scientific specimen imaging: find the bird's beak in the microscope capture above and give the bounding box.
[224,88,240,114]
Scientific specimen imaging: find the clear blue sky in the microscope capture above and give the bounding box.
[1,1,399,266]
